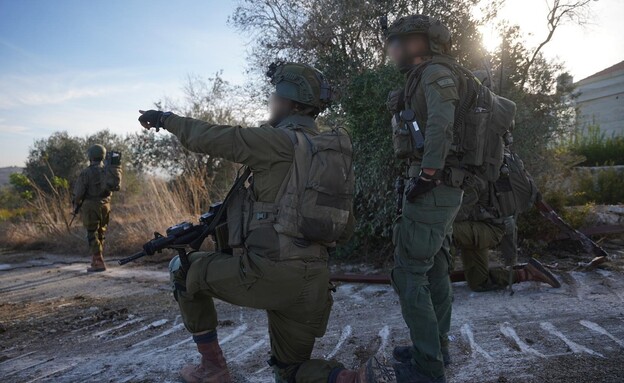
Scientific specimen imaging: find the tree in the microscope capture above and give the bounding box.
[230,0,498,96]
[127,72,255,210]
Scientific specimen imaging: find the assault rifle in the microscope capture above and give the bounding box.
[69,202,83,226]
[117,203,225,268]
[535,199,609,268]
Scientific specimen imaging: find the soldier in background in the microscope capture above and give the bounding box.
[453,168,561,292]
[72,144,112,273]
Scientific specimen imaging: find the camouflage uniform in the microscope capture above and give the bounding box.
[73,145,112,272]
[452,174,511,291]
[140,63,391,383]
[385,15,463,382]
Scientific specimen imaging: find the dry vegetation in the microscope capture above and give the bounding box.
[0,173,217,258]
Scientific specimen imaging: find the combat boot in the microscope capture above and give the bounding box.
[180,339,232,383]
[87,252,106,273]
[392,346,451,367]
[393,362,446,383]
[515,258,561,288]
[330,357,396,383]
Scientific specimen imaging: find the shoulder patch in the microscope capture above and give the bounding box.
[436,77,455,88]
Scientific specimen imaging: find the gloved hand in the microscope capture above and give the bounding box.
[138,110,171,131]
[405,177,439,202]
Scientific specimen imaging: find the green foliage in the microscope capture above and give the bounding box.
[9,173,33,200]
[230,0,496,98]
[23,129,134,194]
[567,125,624,166]
[570,168,624,205]
[340,65,404,257]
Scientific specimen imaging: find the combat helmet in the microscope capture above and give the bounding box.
[266,61,332,113]
[87,144,106,162]
[381,14,452,55]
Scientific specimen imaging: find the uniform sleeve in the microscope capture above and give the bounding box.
[73,170,88,205]
[421,67,459,169]
[164,114,294,170]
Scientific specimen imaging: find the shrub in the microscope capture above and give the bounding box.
[570,167,624,205]
[567,125,624,166]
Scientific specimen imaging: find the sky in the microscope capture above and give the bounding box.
[0,0,623,168]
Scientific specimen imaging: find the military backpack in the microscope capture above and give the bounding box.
[389,58,516,182]
[493,149,539,217]
[274,127,355,244]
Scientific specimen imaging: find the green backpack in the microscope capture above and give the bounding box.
[274,128,355,244]
[103,151,123,193]
[392,58,517,182]
[494,149,539,217]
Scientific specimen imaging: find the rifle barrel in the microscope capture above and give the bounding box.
[118,251,147,265]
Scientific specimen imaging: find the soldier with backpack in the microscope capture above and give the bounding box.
[72,144,123,272]
[382,15,466,383]
[453,149,561,292]
[138,62,394,383]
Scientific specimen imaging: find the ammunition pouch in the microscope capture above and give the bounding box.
[444,167,468,188]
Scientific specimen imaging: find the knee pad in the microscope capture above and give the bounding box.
[168,256,187,298]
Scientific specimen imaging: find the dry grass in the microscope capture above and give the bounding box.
[0,174,217,259]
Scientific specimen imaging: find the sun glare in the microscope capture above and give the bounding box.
[480,25,501,53]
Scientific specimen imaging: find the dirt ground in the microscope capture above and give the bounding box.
[1,242,624,383]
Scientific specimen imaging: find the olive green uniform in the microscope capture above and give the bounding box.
[73,163,111,254]
[165,113,353,382]
[392,57,463,379]
[453,175,515,291]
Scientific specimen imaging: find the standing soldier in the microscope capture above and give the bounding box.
[382,15,463,382]
[383,15,463,383]
[138,62,394,383]
[73,144,112,273]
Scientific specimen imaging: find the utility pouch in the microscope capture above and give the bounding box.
[226,187,247,248]
[444,167,467,188]
[213,223,230,252]
[391,112,414,159]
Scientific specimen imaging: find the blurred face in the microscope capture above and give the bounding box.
[386,34,429,68]
[268,93,294,126]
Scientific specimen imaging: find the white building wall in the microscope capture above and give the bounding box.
[575,67,624,137]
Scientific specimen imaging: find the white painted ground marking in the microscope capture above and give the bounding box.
[377,325,390,354]
[0,351,36,366]
[93,317,144,337]
[500,322,545,358]
[132,323,185,347]
[254,366,270,375]
[157,337,193,353]
[580,320,624,348]
[3,358,55,378]
[23,362,78,383]
[540,322,604,357]
[231,337,269,362]
[325,325,353,359]
[106,318,168,342]
[460,323,493,361]
[220,324,249,345]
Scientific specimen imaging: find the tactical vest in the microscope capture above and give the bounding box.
[388,57,516,183]
[493,149,539,217]
[225,125,355,261]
